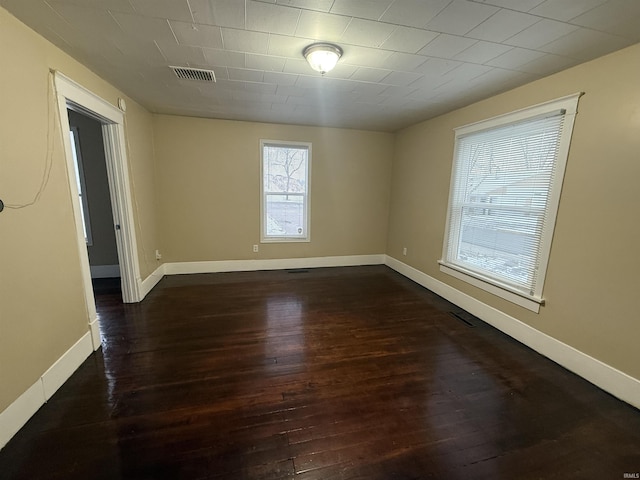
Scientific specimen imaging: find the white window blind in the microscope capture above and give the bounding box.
[440,94,581,311]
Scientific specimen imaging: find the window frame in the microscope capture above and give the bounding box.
[69,126,93,246]
[260,139,312,243]
[439,93,582,313]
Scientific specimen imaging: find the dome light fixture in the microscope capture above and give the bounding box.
[303,43,343,74]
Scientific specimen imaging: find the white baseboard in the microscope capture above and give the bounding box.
[0,381,44,451]
[0,331,93,450]
[164,254,386,276]
[90,264,120,278]
[385,255,640,410]
[89,318,101,351]
[40,332,93,401]
[139,264,165,299]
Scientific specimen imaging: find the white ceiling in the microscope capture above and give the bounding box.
[3,0,639,131]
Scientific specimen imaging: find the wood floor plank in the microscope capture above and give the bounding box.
[1,266,639,479]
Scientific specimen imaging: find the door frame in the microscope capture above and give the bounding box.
[54,71,142,349]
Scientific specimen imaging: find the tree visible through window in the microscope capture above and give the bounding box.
[261,140,310,241]
[440,94,581,311]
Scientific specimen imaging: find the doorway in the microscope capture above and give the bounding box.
[54,71,142,350]
[67,110,120,282]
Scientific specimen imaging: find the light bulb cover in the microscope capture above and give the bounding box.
[303,43,343,74]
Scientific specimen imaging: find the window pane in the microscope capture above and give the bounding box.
[69,130,91,244]
[263,146,308,194]
[265,194,305,236]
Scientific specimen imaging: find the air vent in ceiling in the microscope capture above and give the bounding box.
[170,66,216,83]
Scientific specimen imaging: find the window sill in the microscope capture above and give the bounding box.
[261,237,310,243]
[438,262,543,313]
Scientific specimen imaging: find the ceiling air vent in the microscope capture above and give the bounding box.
[170,66,216,83]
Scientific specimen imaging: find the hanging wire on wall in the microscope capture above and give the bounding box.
[3,71,60,211]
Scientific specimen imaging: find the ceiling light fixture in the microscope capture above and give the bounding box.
[303,43,343,74]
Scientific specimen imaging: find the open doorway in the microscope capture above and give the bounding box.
[67,110,121,285]
[54,71,142,350]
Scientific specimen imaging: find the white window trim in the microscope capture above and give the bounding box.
[260,139,311,243]
[440,93,583,313]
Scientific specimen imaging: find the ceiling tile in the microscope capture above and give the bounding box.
[264,71,299,86]
[47,0,135,13]
[380,85,419,97]
[350,67,392,83]
[341,45,394,68]
[381,70,423,86]
[48,2,122,38]
[129,0,194,22]
[295,10,351,42]
[4,0,638,132]
[189,0,245,28]
[569,0,640,39]
[276,84,309,97]
[445,62,494,80]
[170,21,223,48]
[454,40,513,64]
[485,47,546,70]
[110,38,167,64]
[267,34,314,58]
[112,12,174,41]
[351,82,389,95]
[415,57,462,75]
[384,52,428,72]
[283,58,315,74]
[222,28,270,54]
[245,53,287,72]
[155,41,207,64]
[417,34,477,58]
[409,74,452,90]
[340,18,397,48]
[380,26,439,54]
[227,67,265,82]
[322,63,360,79]
[529,0,607,22]
[425,0,499,35]
[330,0,394,21]
[202,48,246,68]
[276,0,334,12]
[516,52,580,75]
[246,1,301,35]
[379,0,451,28]
[505,18,579,49]
[470,0,545,12]
[539,27,634,60]
[466,9,540,43]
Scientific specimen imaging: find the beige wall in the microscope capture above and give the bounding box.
[0,7,158,412]
[387,43,640,380]
[153,115,394,262]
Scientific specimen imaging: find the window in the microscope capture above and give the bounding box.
[261,140,311,242]
[440,94,581,312]
[69,127,93,245]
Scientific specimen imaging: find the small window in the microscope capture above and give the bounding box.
[261,140,311,242]
[440,94,581,312]
[69,127,93,245]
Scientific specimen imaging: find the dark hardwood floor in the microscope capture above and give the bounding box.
[1,266,639,479]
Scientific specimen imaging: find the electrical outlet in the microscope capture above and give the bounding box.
[253,244,259,253]
[402,247,407,256]
[155,249,162,260]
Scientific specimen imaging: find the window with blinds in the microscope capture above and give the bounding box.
[440,94,581,312]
